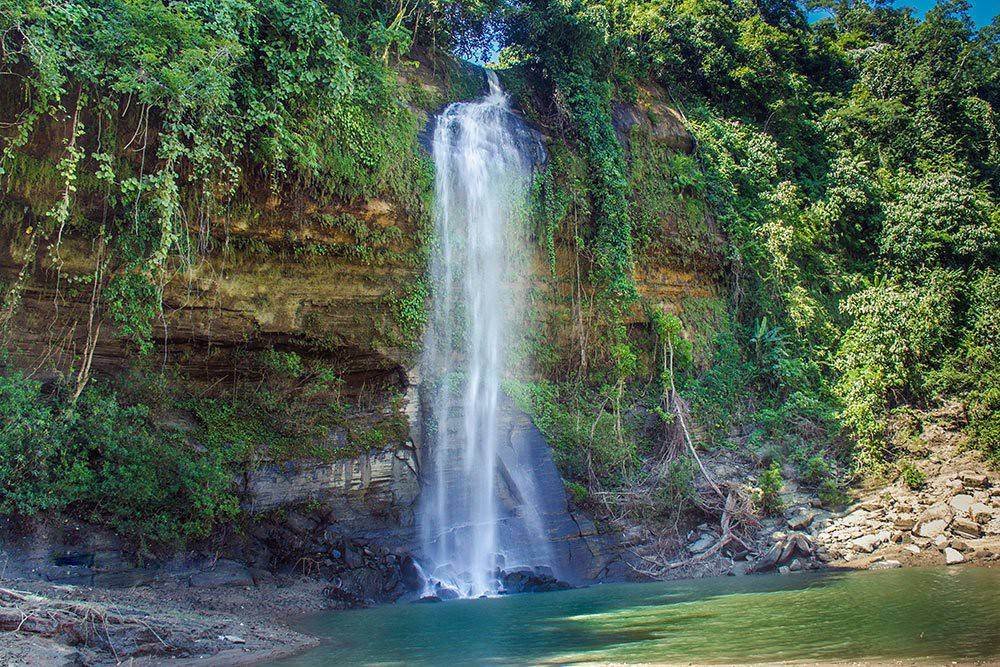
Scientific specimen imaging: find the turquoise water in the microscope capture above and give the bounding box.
[274,567,1000,665]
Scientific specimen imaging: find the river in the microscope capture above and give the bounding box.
[272,566,1000,665]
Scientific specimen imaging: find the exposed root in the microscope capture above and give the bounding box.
[0,586,174,658]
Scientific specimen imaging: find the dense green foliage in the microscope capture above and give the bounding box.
[501,0,999,485]
[1,0,998,543]
[0,368,237,545]
[0,0,476,541]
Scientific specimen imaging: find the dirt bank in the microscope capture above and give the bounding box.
[0,576,332,666]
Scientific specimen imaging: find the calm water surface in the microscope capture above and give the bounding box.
[273,567,1000,665]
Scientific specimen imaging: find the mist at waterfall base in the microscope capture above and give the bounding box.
[416,72,553,598]
[272,567,1000,666]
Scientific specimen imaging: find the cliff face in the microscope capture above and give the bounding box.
[0,59,723,594]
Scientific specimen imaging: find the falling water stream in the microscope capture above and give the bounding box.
[417,71,548,597]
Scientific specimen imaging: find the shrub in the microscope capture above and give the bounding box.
[899,461,927,490]
[0,371,238,546]
[755,461,784,515]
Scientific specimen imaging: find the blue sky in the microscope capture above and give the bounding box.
[895,0,997,26]
[848,0,996,27]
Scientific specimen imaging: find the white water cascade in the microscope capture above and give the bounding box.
[418,71,551,598]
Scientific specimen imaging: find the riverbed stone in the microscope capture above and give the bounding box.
[949,494,975,514]
[869,560,901,570]
[852,531,889,553]
[970,503,993,524]
[916,519,949,539]
[787,512,816,531]
[952,518,981,539]
[944,547,965,564]
[959,472,988,488]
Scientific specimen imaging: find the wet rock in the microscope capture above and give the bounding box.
[435,586,461,601]
[399,554,424,591]
[869,560,901,570]
[944,547,965,565]
[499,567,572,594]
[414,595,441,604]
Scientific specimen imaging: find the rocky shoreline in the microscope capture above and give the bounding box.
[2,410,997,665]
[4,555,999,666]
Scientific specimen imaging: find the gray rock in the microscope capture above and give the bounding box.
[869,559,902,570]
[852,532,889,553]
[787,512,816,531]
[916,519,949,538]
[949,494,975,514]
[944,547,965,565]
[688,534,716,554]
[904,544,921,554]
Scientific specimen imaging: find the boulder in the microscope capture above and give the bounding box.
[688,533,717,554]
[852,531,889,553]
[787,512,816,531]
[499,567,572,594]
[944,547,965,565]
[959,472,988,488]
[970,503,993,524]
[948,494,975,514]
[952,518,982,539]
[916,519,949,539]
[869,560,902,570]
[918,502,954,523]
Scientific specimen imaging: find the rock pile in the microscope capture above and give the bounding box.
[814,468,999,569]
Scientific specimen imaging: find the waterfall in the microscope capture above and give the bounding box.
[418,71,549,598]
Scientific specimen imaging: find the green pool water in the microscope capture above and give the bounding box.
[273,567,1000,665]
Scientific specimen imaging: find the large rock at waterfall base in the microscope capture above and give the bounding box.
[499,567,573,594]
